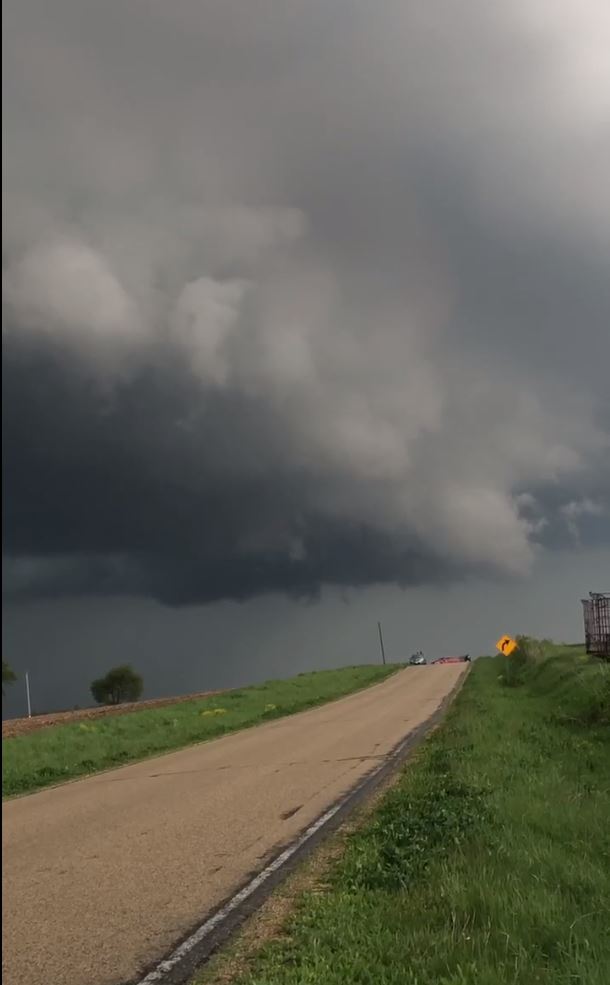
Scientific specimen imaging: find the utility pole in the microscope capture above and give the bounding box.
[377,621,386,665]
[25,671,32,718]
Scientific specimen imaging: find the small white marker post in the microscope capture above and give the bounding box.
[25,671,32,718]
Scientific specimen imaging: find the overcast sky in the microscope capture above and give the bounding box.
[3,1,609,713]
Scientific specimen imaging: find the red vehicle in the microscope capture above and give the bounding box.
[432,654,470,665]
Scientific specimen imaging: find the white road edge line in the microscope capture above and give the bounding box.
[136,806,341,985]
[136,727,415,985]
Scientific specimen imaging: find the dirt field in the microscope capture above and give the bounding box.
[2,689,226,739]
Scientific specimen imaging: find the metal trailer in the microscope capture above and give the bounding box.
[581,591,610,660]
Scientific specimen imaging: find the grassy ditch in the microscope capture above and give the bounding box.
[2,664,398,798]
[221,646,610,985]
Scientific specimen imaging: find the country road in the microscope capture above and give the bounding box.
[2,664,465,985]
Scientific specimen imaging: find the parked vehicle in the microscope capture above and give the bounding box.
[409,651,426,666]
[432,654,470,665]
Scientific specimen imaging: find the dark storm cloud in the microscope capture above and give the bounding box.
[2,341,467,602]
[3,0,610,605]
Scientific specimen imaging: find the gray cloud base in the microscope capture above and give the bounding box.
[3,1,609,605]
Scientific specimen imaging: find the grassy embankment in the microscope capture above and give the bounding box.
[3,664,399,798]
[214,640,610,985]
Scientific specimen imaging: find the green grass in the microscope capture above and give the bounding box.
[225,646,610,985]
[2,664,399,798]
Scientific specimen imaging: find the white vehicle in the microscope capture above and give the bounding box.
[409,651,426,666]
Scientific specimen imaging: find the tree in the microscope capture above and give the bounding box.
[90,665,143,705]
[2,660,17,697]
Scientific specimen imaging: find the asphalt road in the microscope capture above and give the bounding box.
[3,664,465,985]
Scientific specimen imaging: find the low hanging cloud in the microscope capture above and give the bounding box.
[3,0,609,606]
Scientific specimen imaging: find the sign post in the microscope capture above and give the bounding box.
[496,636,517,684]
